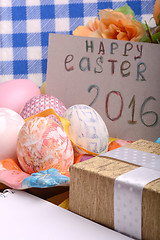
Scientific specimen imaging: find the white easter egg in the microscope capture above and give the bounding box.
[0,108,25,161]
[63,104,109,154]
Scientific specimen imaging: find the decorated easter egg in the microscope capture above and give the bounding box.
[16,117,74,174]
[0,108,25,161]
[62,104,109,155]
[0,79,40,113]
[20,94,66,122]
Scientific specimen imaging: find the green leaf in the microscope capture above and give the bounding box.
[152,31,160,43]
[140,29,160,44]
[141,21,160,43]
[140,35,151,43]
[145,20,154,42]
[115,3,135,19]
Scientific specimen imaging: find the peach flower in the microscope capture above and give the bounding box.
[153,0,160,25]
[73,17,100,37]
[73,9,145,42]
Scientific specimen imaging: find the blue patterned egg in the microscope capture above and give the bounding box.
[62,104,109,155]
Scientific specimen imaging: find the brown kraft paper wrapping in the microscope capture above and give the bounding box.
[69,139,160,240]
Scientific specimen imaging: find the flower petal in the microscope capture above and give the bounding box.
[117,31,129,41]
[73,26,93,37]
[153,0,160,24]
[98,9,145,42]
[87,17,100,31]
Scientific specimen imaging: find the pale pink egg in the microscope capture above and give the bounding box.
[0,108,25,161]
[20,94,66,122]
[16,117,74,174]
[0,79,40,113]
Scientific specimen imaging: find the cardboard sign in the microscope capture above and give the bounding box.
[46,33,160,141]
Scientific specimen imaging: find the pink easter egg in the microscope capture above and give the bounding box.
[16,117,74,174]
[0,79,40,113]
[0,108,25,161]
[20,94,66,122]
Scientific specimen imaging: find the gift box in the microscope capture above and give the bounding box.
[69,139,160,240]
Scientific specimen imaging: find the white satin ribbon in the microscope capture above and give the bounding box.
[114,167,160,239]
[101,148,160,239]
[101,147,160,171]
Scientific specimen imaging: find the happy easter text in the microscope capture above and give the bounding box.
[64,40,146,81]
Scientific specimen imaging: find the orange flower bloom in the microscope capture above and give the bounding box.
[73,9,145,42]
[73,17,100,37]
[153,0,160,25]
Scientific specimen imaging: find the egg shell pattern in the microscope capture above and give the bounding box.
[20,94,66,123]
[0,108,25,161]
[16,117,74,174]
[62,104,109,154]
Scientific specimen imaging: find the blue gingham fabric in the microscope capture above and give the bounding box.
[0,0,156,87]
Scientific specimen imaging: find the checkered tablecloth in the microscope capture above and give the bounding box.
[0,0,156,87]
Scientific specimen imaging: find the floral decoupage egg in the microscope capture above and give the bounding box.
[16,117,74,174]
[20,94,66,123]
[62,104,109,155]
[0,108,25,161]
